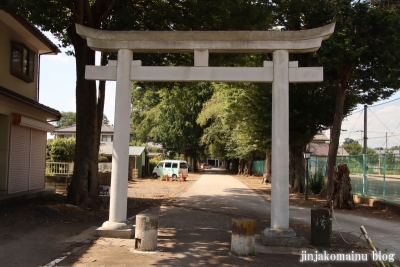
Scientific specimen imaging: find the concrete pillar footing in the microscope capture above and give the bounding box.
[96,221,134,239]
[261,228,301,247]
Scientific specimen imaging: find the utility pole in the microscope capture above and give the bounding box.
[364,105,368,154]
[363,105,368,196]
[386,132,388,152]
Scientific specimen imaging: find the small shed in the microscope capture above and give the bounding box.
[128,146,146,179]
[308,133,349,175]
[99,143,146,179]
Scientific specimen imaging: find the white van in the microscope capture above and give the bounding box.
[152,160,189,180]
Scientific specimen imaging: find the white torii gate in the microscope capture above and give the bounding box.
[76,23,335,242]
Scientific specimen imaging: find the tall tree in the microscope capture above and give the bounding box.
[131,83,214,170]
[198,82,272,175]
[55,112,77,129]
[1,0,122,207]
[317,0,400,197]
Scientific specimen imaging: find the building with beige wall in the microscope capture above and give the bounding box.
[0,10,61,196]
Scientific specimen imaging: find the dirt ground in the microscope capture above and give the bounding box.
[3,171,396,231]
[0,173,202,231]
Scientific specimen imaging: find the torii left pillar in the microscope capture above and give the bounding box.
[97,49,134,238]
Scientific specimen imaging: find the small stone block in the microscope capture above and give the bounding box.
[135,213,159,251]
[311,209,331,246]
[231,218,255,256]
[96,227,134,239]
[194,49,209,66]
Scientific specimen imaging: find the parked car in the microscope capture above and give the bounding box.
[201,163,212,169]
[152,160,189,180]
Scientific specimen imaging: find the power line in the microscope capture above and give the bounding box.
[346,130,400,134]
[345,96,400,116]
[370,97,400,108]
[367,134,400,140]
[366,131,400,134]
[347,108,363,117]
[368,107,400,144]
[346,109,363,140]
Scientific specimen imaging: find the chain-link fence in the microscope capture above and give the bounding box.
[326,154,400,204]
[252,160,265,175]
[253,154,400,204]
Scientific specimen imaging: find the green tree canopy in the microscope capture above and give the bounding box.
[343,138,358,145]
[55,112,109,128]
[55,112,76,129]
[131,83,214,166]
[343,142,378,155]
[343,142,363,155]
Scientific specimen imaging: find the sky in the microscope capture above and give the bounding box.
[38,32,400,149]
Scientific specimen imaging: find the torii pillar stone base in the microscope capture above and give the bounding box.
[261,228,301,247]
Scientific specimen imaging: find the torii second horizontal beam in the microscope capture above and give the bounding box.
[85,65,322,83]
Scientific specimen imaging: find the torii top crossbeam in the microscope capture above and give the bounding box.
[76,23,335,54]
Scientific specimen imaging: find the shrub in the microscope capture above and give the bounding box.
[309,171,325,194]
[149,157,159,173]
[49,138,75,162]
[98,156,109,162]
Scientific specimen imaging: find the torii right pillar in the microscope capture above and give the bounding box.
[261,49,301,246]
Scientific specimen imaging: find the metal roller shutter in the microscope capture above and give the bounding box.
[30,130,46,190]
[8,125,30,193]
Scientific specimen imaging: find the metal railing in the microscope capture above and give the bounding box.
[98,162,112,172]
[46,162,74,175]
[46,162,112,175]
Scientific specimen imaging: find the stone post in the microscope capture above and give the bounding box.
[230,218,255,256]
[135,212,159,251]
[311,209,331,246]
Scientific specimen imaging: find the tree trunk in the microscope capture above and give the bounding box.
[261,150,271,184]
[244,152,255,176]
[325,164,355,209]
[191,157,198,172]
[225,159,231,171]
[231,158,239,173]
[238,159,244,175]
[320,57,355,199]
[289,144,305,193]
[289,151,296,191]
[319,82,347,198]
[66,24,99,208]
